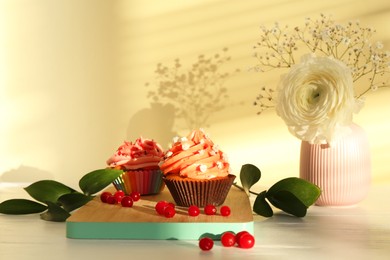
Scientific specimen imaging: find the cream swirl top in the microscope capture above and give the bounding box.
[160,129,230,179]
[106,138,164,170]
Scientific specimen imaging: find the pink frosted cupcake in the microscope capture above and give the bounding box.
[107,137,165,195]
[160,129,235,207]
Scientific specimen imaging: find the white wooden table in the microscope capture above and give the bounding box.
[1,182,389,260]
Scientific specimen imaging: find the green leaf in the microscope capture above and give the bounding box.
[266,190,307,217]
[0,199,47,215]
[79,168,123,195]
[40,202,70,222]
[58,193,94,212]
[24,180,76,204]
[239,164,261,196]
[266,177,321,207]
[253,191,273,217]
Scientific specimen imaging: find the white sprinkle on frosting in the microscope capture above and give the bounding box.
[216,161,224,169]
[199,164,207,173]
[222,153,229,161]
[182,143,190,150]
[172,136,180,143]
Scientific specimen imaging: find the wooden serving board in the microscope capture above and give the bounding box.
[66,186,254,240]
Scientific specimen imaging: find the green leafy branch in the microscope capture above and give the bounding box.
[0,164,320,221]
[0,168,123,222]
[235,164,321,217]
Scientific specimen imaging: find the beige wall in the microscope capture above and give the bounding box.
[1,0,389,189]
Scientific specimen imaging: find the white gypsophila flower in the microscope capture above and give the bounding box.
[342,37,351,46]
[275,54,363,145]
[376,42,384,49]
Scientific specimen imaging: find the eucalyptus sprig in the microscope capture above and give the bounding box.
[235,164,321,217]
[0,168,123,221]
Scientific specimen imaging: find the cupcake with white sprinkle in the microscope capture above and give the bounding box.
[160,129,235,207]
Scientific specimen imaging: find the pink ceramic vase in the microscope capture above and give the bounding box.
[300,123,371,206]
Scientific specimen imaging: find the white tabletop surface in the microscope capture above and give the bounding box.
[1,182,390,260]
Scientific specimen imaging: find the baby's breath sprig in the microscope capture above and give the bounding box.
[253,14,390,114]
[253,87,276,115]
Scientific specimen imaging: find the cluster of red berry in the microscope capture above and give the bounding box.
[154,201,231,218]
[199,231,255,251]
[99,192,253,250]
[100,190,141,207]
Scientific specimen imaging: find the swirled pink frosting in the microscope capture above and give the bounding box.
[106,138,164,170]
[160,129,230,179]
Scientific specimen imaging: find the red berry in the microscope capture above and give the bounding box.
[155,201,168,215]
[114,190,125,197]
[220,205,231,216]
[121,196,134,207]
[237,232,255,249]
[221,231,236,247]
[199,237,214,251]
[235,231,249,244]
[114,190,125,203]
[204,205,217,215]
[164,205,176,218]
[130,191,141,202]
[188,205,200,217]
[106,195,117,204]
[100,192,112,203]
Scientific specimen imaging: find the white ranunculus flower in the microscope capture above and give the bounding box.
[276,54,363,145]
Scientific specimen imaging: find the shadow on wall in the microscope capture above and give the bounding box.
[144,48,240,134]
[1,165,54,183]
[127,102,177,149]
[126,49,243,149]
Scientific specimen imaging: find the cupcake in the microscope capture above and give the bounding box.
[160,129,235,207]
[106,137,165,195]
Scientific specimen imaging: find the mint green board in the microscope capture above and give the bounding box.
[66,186,254,240]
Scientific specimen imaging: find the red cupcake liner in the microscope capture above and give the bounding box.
[113,169,165,195]
[163,174,236,207]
